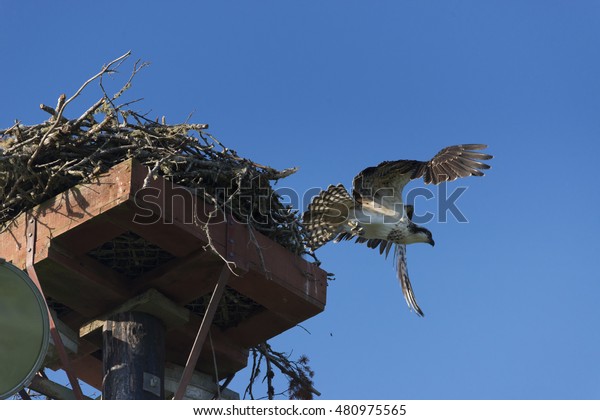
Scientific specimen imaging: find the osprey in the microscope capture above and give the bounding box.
[303,144,493,316]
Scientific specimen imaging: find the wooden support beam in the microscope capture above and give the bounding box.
[102,311,165,400]
[0,159,329,391]
[129,249,221,301]
[29,375,93,400]
[164,363,239,400]
[80,288,189,339]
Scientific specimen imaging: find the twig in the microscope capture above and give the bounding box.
[39,104,67,123]
[259,343,275,400]
[244,348,260,400]
[255,343,320,399]
[73,97,106,129]
[27,51,132,167]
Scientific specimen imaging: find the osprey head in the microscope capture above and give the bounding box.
[408,224,435,247]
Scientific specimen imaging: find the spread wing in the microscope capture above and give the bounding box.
[352,144,492,211]
[303,184,355,250]
[412,143,493,184]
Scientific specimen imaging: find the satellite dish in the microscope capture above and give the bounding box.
[0,259,50,399]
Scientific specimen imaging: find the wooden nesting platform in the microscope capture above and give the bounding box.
[0,159,327,390]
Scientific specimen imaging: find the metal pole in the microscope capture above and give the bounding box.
[173,265,230,400]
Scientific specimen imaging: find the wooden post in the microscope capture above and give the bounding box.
[102,311,165,399]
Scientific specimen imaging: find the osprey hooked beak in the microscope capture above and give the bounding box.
[428,238,435,247]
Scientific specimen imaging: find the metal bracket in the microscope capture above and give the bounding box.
[173,265,230,400]
[25,215,85,400]
[225,217,248,274]
[143,372,162,398]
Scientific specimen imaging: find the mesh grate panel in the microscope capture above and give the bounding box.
[185,286,265,330]
[87,231,175,280]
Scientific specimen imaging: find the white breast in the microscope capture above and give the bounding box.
[349,207,408,240]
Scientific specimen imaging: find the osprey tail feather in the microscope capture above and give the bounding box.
[303,184,354,250]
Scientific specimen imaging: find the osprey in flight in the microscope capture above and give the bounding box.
[303,144,493,316]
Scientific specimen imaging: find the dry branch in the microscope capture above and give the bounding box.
[0,54,317,259]
[245,342,319,400]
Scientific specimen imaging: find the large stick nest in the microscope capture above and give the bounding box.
[2,53,323,399]
[0,52,314,259]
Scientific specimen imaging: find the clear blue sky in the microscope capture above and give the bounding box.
[2,1,599,399]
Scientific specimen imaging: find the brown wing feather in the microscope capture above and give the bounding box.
[303,184,355,250]
[352,144,493,204]
[415,144,492,185]
[352,160,420,211]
